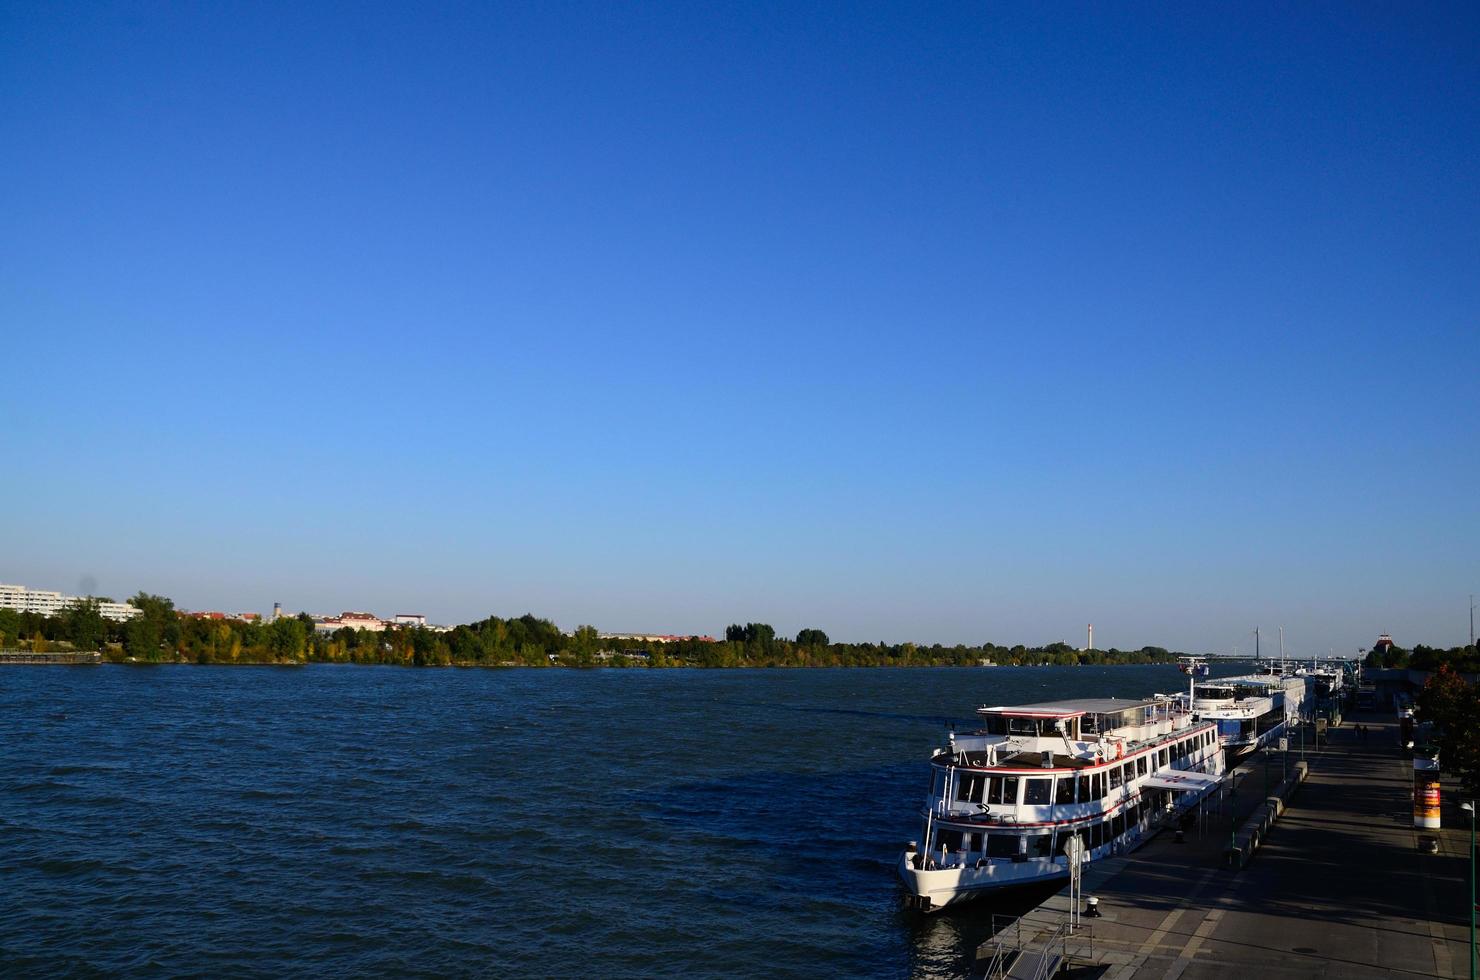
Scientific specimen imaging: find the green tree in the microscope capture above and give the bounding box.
[0,607,20,649]
[125,615,162,660]
[1416,666,1480,799]
[269,616,309,661]
[795,628,830,647]
[65,598,106,651]
[569,625,600,666]
[126,592,178,659]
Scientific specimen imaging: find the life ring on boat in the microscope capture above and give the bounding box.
[1114,741,1124,761]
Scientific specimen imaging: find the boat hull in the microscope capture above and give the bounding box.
[897,853,1069,912]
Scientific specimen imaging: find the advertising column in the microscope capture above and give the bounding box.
[1413,752,1441,830]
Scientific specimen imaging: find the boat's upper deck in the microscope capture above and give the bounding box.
[942,696,1202,769]
[974,698,1166,740]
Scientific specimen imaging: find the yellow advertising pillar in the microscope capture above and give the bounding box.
[1414,753,1441,830]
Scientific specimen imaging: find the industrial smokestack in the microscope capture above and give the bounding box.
[1088,624,1094,651]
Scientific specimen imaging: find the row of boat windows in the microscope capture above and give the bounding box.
[937,730,1214,807]
[979,712,1136,739]
[929,801,1153,862]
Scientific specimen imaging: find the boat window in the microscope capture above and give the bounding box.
[980,716,1007,735]
[935,829,964,853]
[1081,714,1102,735]
[1091,822,1104,848]
[1008,717,1040,736]
[1108,766,1122,790]
[1077,773,1090,802]
[1029,834,1052,857]
[1112,812,1125,838]
[1055,776,1075,805]
[1024,778,1052,805]
[1159,748,1169,768]
[986,833,1019,858]
[956,773,986,804]
[1056,829,1088,855]
[1136,756,1148,777]
[1092,773,1105,799]
[968,832,983,852]
[987,776,1019,806]
[931,768,946,797]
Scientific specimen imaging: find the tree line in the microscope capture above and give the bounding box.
[1,594,1189,668]
[1363,640,1480,674]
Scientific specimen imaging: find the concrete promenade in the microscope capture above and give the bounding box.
[982,713,1473,978]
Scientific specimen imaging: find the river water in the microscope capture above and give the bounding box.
[0,663,1198,978]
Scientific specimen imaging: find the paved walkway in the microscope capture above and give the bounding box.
[985,713,1473,978]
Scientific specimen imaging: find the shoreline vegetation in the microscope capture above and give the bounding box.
[4,594,1473,673]
[0,593,1191,669]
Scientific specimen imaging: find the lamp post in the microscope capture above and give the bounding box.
[1463,800,1476,980]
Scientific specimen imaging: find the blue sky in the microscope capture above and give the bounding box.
[2,2,1476,652]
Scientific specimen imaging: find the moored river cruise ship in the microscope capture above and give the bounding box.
[1189,671,1307,764]
[898,697,1224,912]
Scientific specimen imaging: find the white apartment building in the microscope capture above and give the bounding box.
[0,583,142,622]
[314,611,388,633]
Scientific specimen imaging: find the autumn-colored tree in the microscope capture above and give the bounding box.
[1417,665,1480,800]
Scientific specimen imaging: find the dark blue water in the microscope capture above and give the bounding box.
[0,664,1194,978]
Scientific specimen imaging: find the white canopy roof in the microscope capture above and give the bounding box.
[1143,770,1222,792]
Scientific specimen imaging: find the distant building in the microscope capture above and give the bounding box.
[182,610,262,623]
[0,583,141,622]
[314,610,451,633]
[1376,633,1394,652]
[597,632,717,643]
[314,611,388,634]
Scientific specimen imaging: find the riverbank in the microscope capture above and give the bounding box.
[21,648,1181,670]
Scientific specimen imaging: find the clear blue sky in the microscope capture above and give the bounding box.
[2,2,1476,653]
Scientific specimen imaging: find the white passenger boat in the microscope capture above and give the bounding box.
[1305,659,1346,704]
[1190,668,1306,763]
[897,692,1224,912]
